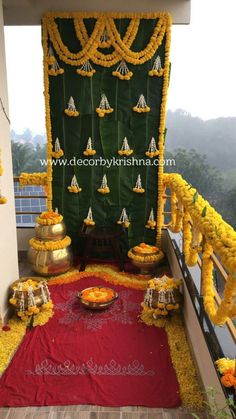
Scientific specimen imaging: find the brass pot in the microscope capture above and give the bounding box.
[35,221,66,241]
[131,259,161,275]
[28,246,73,277]
[9,277,47,309]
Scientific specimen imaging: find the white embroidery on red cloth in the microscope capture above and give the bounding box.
[55,289,140,330]
[25,359,155,376]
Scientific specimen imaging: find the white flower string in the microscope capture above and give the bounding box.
[76,60,96,77]
[133,174,145,193]
[133,94,150,113]
[146,137,159,158]
[112,60,133,80]
[149,55,164,77]
[64,96,79,117]
[97,174,110,194]
[68,175,82,193]
[145,208,156,230]
[47,45,64,76]
[118,137,133,156]
[84,206,95,226]
[83,137,96,156]
[96,94,114,117]
[117,208,130,228]
[51,137,64,159]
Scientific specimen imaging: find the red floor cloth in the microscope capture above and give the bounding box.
[0,277,181,407]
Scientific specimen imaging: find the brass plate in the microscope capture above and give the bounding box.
[77,286,118,310]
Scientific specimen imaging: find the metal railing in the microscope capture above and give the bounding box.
[14,176,47,224]
[162,174,236,349]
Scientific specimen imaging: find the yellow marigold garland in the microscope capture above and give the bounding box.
[29,236,71,251]
[164,173,236,324]
[140,312,204,408]
[48,264,149,289]
[0,319,26,375]
[19,172,48,186]
[43,13,170,67]
[201,241,236,325]
[42,18,53,210]
[36,211,63,225]
[156,15,172,247]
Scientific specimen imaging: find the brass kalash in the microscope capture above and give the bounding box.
[28,211,73,277]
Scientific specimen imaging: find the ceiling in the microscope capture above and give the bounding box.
[2,0,190,25]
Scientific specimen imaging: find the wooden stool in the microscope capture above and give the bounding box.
[79,225,125,272]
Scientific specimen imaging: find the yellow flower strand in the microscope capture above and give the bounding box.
[140,312,204,408]
[43,13,170,67]
[169,189,183,233]
[42,18,53,210]
[48,264,149,289]
[29,236,71,251]
[19,172,48,186]
[156,14,172,247]
[201,241,236,325]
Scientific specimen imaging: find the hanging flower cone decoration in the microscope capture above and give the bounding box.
[148,55,164,77]
[145,208,156,230]
[146,137,159,158]
[83,137,96,156]
[64,96,79,117]
[51,137,64,159]
[84,206,95,226]
[117,208,130,228]
[97,174,110,194]
[47,45,64,76]
[68,175,82,193]
[112,60,133,81]
[96,94,113,117]
[133,174,145,193]
[0,148,6,204]
[118,137,133,156]
[133,94,150,113]
[76,60,96,77]
[99,28,112,48]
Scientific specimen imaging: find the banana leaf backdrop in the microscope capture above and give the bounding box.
[44,16,168,253]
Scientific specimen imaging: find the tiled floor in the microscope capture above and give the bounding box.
[0,254,208,419]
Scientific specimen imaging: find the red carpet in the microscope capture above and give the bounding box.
[0,277,181,407]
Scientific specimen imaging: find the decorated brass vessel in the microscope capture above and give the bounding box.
[78,286,118,310]
[35,221,66,241]
[128,244,165,275]
[28,246,73,277]
[9,277,48,310]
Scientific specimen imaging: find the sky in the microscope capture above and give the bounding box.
[3,0,236,134]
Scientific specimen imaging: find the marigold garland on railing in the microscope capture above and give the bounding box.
[164,173,236,325]
[19,172,48,187]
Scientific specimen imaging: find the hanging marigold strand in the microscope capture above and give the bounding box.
[96,94,114,117]
[64,96,79,117]
[117,208,130,228]
[148,55,164,77]
[145,208,156,230]
[133,174,145,193]
[97,174,110,194]
[76,60,96,77]
[118,137,133,156]
[146,137,159,158]
[51,138,64,158]
[83,137,96,156]
[112,60,133,80]
[84,207,95,226]
[47,45,64,76]
[68,175,82,193]
[133,94,150,113]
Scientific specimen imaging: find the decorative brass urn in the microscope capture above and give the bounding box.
[28,214,73,277]
[128,243,164,275]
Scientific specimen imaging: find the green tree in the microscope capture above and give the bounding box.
[11,141,34,175]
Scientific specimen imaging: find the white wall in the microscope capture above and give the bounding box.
[3,0,190,25]
[0,0,19,324]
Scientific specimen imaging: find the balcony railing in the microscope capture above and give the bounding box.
[162,173,236,352]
